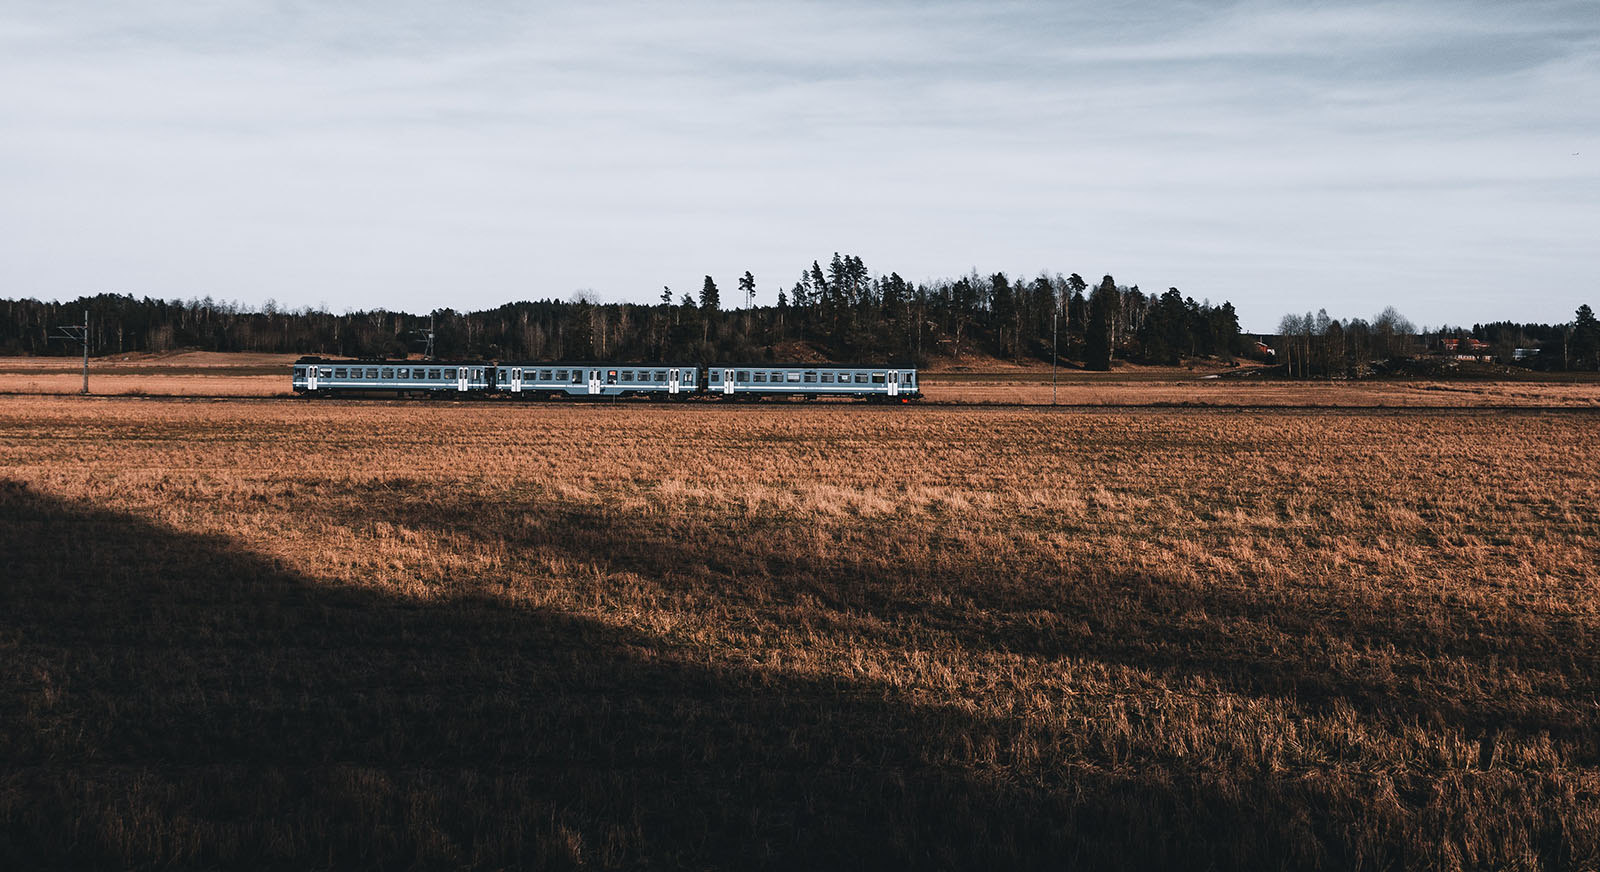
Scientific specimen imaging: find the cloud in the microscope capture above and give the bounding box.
[1,0,1596,329]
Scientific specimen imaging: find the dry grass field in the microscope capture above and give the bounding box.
[0,352,293,397]
[4,352,1600,408]
[4,395,1600,869]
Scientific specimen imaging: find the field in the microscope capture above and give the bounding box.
[4,394,1600,869]
[5,353,1600,408]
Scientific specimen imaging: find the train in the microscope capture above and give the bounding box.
[291,358,921,401]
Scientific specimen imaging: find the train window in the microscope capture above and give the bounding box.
[620,371,633,382]
[332,368,346,378]
[427,369,440,379]
[573,371,584,384]
[654,371,665,382]
[753,372,767,382]
[294,367,305,378]
[379,368,391,378]
[803,372,817,383]
[443,368,456,379]
[820,373,834,383]
[539,370,552,381]
[871,373,886,384]
[786,372,801,382]
[555,370,568,381]
[709,371,721,382]
[319,368,332,378]
[737,371,750,383]
[363,368,375,378]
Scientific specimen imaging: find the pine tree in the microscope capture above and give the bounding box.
[1572,304,1600,370]
[1085,275,1118,371]
[739,271,756,309]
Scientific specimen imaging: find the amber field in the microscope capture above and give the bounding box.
[3,384,1600,869]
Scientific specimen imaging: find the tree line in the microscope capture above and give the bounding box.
[0,254,1244,368]
[1274,304,1600,376]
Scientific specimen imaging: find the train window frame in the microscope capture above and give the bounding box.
[381,368,393,379]
[333,368,347,378]
[737,371,750,383]
[319,367,333,378]
[539,370,552,381]
[855,373,869,384]
[620,371,634,382]
[803,372,817,383]
[427,369,440,380]
[786,372,801,383]
[444,368,456,379]
[753,372,767,383]
[820,373,834,383]
[871,373,886,384]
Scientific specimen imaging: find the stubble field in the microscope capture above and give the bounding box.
[3,395,1599,869]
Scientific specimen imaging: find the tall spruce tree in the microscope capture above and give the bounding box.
[1085,275,1118,370]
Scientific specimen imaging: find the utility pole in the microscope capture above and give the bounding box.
[424,314,436,360]
[51,310,90,394]
[1051,306,1058,406]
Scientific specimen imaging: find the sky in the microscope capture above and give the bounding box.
[2,0,1596,332]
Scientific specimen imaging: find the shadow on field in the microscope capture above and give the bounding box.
[339,487,1600,748]
[1,480,1590,870]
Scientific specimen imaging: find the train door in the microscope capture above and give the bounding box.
[458,368,469,392]
[668,368,681,395]
[722,368,735,395]
[587,370,601,395]
[511,367,523,393]
[306,366,318,391]
[887,370,899,397]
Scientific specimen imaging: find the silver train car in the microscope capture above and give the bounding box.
[292,358,492,394]
[292,358,920,402]
[707,364,917,400]
[494,362,699,398]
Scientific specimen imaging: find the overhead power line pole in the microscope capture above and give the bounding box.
[51,310,89,395]
[1052,306,1058,406]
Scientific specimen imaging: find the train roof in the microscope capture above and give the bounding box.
[294,357,914,369]
[295,356,492,364]
[495,360,698,367]
[708,362,917,370]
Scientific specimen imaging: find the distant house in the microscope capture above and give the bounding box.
[1513,347,1540,361]
[1438,337,1493,362]
[1254,341,1275,357]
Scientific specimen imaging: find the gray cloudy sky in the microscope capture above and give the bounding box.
[3,0,1596,330]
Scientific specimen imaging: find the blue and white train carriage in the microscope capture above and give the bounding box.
[493,362,700,398]
[292,357,492,394]
[707,364,918,400]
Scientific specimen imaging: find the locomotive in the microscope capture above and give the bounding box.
[291,358,920,401]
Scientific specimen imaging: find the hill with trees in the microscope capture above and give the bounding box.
[5,254,1595,374]
[0,254,1244,368]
